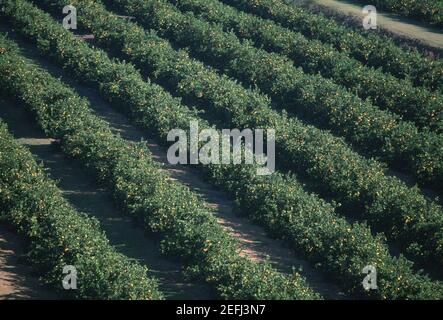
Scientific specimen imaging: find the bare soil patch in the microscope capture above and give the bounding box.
[296,0,443,54]
[0,225,57,300]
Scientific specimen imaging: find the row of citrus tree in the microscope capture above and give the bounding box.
[0,32,316,299]
[222,0,443,92]
[105,0,443,191]
[35,0,443,270]
[168,0,443,133]
[0,40,162,298]
[7,0,443,298]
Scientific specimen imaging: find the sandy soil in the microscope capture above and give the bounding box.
[295,0,443,52]
[0,225,57,300]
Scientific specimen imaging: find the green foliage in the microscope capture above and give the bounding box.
[0,118,161,300]
[2,0,443,299]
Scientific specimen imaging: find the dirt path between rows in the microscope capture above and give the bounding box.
[0,25,346,299]
[295,0,443,53]
[0,225,57,300]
